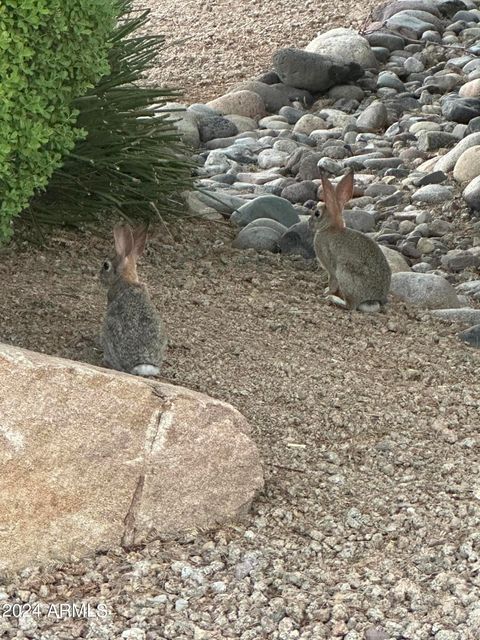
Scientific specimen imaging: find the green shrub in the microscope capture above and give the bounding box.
[0,0,116,240]
[29,2,194,230]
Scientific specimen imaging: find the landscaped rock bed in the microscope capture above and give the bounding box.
[1,1,480,639]
[165,1,480,346]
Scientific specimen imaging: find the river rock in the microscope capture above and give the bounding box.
[231,195,301,228]
[453,145,480,182]
[207,91,267,120]
[272,47,364,93]
[278,220,315,259]
[390,272,462,308]
[305,28,378,69]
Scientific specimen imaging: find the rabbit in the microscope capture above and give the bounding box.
[99,224,167,376]
[309,169,391,313]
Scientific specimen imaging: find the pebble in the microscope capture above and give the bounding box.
[357,102,389,132]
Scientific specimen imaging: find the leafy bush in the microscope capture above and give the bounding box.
[0,0,116,240]
[29,2,194,230]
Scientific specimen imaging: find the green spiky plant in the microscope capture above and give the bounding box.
[28,1,194,231]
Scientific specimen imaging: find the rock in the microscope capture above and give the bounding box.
[363,157,404,170]
[377,71,406,91]
[435,132,480,172]
[404,56,425,73]
[293,114,327,135]
[390,272,462,308]
[411,184,454,203]
[195,190,248,215]
[459,79,480,98]
[279,106,305,124]
[465,115,480,136]
[272,47,364,94]
[373,0,441,22]
[257,148,290,169]
[343,210,376,233]
[453,145,480,182]
[224,115,258,133]
[183,191,224,221]
[379,246,412,273]
[256,70,280,84]
[270,83,314,107]
[156,103,200,148]
[198,116,238,143]
[317,108,356,128]
[442,97,480,124]
[431,308,480,324]
[365,628,390,640]
[0,343,263,572]
[229,81,291,113]
[412,170,447,186]
[458,324,480,347]
[239,217,288,234]
[441,249,480,271]
[366,31,405,50]
[421,29,442,42]
[417,131,457,151]
[258,115,291,131]
[463,174,480,210]
[364,183,397,197]
[281,181,318,204]
[327,84,365,101]
[231,195,301,228]
[232,224,283,252]
[203,150,238,174]
[457,279,480,299]
[236,169,283,185]
[207,91,266,120]
[430,218,453,236]
[424,74,462,94]
[297,152,324,181]
[278,220,315,259]
[305,28,378,69]
[356,102,389,132]
[386,11,443,38]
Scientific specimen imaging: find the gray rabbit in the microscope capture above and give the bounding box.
[100,224,167,376]
[310,170,391,312]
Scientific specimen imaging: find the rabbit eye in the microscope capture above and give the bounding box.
[314,211,320,218]
[103,260,111,271]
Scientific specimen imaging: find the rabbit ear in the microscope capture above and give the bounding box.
[320,173,337,214]
[335,170,354,210]
[113,225,135,258]
[132,225,148,258]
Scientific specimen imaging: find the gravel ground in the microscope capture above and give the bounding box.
[136,0,379,103]
[0,220,479,639]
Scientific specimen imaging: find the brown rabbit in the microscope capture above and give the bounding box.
[309,170,391,312]
[100,224,167,376]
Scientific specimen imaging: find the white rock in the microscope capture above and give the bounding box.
[305,28,378,69]
[435,132,480,172]
[390,273,462,309]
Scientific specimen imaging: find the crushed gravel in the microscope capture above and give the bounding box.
[0,220,479,638]
[135,0,380,103]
